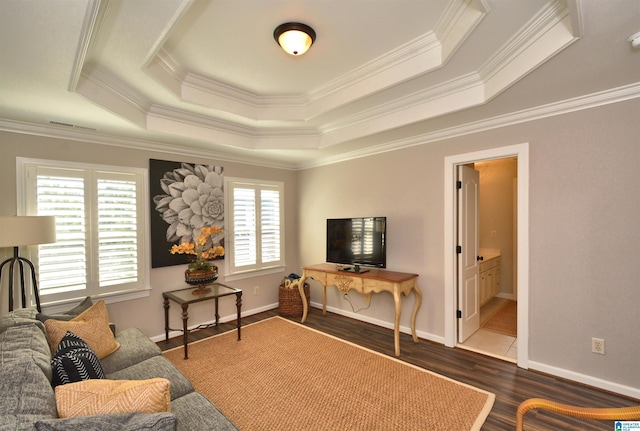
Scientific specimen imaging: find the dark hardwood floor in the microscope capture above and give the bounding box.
[159,307,638,431]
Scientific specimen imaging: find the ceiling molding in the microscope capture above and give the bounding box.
[143,0,487,124]
[435,0,490,60]
[146,105,321,150]
[68,0,105,92]
[77,63,150,128]
[299,82,640,169]
[0,119,296,171]
[140,0,195,68]
[71,0,574,152]
[480,0,577,99]
[4,83,637,171]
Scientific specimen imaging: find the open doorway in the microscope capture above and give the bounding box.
[443,143,530,370]
[457,158,518,362]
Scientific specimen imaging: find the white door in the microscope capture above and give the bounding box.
[457,165,480,343]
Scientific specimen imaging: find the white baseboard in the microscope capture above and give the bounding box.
[314,301,445,345]
[529,360,640,400]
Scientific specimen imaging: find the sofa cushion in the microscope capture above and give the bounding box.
[0,307,43,336]
[0,323,53,381]
[45,300,120,359]
[37,296,93,323]
[51,331,105,388]
[34,412,177,431]
[100,328,162,375]
[0,360,57,418]
[55,378,171,418]
[106,355,194,401]
[171,392,238,431]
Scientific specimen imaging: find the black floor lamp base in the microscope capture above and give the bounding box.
[0,246,42,312]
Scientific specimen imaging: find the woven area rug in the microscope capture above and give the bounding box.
[164,317,494,431]
[482,300,517,337]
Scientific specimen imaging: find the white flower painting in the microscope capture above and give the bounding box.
[150,159,224,268]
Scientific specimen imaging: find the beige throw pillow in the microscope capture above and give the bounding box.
[55,378,171,418]
[45,300,120,359]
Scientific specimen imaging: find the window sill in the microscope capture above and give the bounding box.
[40,287,151,314]
[224,266,286,282]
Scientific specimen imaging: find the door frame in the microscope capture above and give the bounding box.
[444,143,530,369]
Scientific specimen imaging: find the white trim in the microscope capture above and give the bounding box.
[298,83,640,170]
[529,360,640,400]
[41,288,152,315]
[16,157,151,304]
[223,265,286,282]
[223,176,286,276]
[313,301,445,346]
[444,143,530,370]
[1,83,638,171]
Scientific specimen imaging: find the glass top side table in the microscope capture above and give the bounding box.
[163,282,242,359]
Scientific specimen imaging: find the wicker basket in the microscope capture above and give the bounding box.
[279,283,310,318]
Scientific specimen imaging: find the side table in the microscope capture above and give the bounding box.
[163,283,242,359]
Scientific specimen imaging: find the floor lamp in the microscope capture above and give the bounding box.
[0,216,56,312]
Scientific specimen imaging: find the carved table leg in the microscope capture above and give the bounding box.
[181,303,189,360]
[236,291,242,340]
[163,297,170,342]
[322,283,327,315]
[394,289,402,357]
[214,297,220,326]
[410,285,422,343]
[299,274,309,323]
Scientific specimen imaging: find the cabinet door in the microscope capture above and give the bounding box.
[493,265,501,297]
[479,272,488,305]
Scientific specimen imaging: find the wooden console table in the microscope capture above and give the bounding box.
[298,263,421,356]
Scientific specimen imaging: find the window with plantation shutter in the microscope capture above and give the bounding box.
[225,178,284,276]
[18,159,149,305]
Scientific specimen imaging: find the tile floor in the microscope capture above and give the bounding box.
[458,297,517,363]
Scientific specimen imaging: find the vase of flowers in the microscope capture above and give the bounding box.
[170,226,224,294]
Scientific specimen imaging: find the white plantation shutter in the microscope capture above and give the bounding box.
[232,187,257,267]
[37,173,88,295]
[20,160,148,304]
[97,178,138,286]
[260,188,280,263]
[226,179,284,275]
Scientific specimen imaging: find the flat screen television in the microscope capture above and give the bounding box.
[326,217,386,273]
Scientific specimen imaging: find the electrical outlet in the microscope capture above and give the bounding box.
[491,230,497,238]
[253,286,260,296]
[592,338,605,355]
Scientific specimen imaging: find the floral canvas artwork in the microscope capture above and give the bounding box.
[150,159,224,268]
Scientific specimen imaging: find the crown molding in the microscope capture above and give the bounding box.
[299,82,640,169]
[143,0,485,123]
[4,83,636,171]
[146,105,321,150]
[0,119,296,171]
[77,63,150,128]
[68,0,105,92]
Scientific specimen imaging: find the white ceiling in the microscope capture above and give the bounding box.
[1,0,639,169]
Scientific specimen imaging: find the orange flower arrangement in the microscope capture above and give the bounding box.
[170,226,224,271]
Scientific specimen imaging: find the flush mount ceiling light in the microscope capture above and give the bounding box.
[629,31,640,49]
[273,22,316,56]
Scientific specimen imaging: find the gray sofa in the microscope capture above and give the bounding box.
[0,308,239,431]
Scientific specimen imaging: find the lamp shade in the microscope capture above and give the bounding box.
[0,216,57,247]
[274,22,316,56]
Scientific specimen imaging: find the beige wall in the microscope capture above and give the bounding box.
[0,133,300,339]
[297,98,640,392]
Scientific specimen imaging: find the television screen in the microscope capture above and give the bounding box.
[326,217,386,270]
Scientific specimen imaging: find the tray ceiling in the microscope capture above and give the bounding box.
[1,0,639,168]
